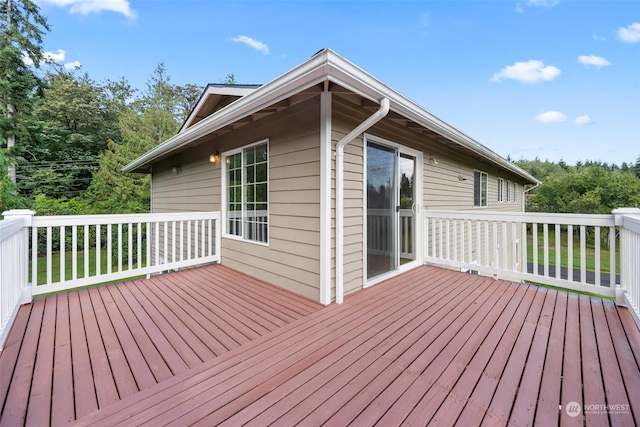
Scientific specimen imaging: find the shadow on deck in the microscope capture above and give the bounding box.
[1,265,639,426]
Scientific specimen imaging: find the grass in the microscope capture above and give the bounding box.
[526,228,620,275]
[32,248,146,288]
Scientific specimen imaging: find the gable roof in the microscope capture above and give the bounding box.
[124,49,539,185]
[179,84,261,132]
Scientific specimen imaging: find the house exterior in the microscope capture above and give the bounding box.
[124,49,539,305]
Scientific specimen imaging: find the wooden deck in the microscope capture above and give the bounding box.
[0,264,322,426]
[1,265,639,426]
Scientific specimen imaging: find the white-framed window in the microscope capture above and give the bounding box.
[474,170,488,207]
[223,139,269,244]
[506,180,512,202]
[514,183,518,203]
[498,178,504,202]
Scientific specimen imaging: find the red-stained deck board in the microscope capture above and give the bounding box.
[219,268,456,427]
[454,286,545,426]
[0,298,45,427]
[176,270,276,335]
[24,297,56,427]
[67,291,98,419]
[89,287,139,400]
[0,303,31,409]
[479,287,549,425]
[603,302,640,422]
[508,289,557,426]
[579,295,609,427]
[0,263,322,426]
[151,274,248,348]
[351,276,507,426]
[78,289,120,409]
[592,299,635,427]
[432,283,536,425]
[400,280,523,425]
[3,264,640,427]
[534,290,567,427]
[104,283,174,384]
[559,292,584,427]
[374,279,515,426]
[51,293,75,427]
[96,285,157,392]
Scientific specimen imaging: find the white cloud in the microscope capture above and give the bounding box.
[535,111,567,123]
[38,0,136,19]
[491,60,561,84]
[231,35,270,55]
[525,0,559,8]
[574,115,592,125]
[592,33,606,41]
[22,49,67,66]
[43,49,66,63]
[64,61,82,70]
[617,22,640,43]
[578,55,611,68]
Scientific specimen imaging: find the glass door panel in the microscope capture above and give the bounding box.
[399,153,416,265]
[366,142,397,279]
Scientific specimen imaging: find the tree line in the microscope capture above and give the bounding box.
[516,158,640,214]
[0,0,229,215]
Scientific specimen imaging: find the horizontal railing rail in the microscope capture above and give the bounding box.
[424,210,620,298]
[0,215,30,349]
[29,211,221,296]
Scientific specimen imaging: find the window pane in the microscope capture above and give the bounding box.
[226,143,268,243]
[474,171,481,206]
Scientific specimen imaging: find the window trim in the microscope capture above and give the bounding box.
[474,170,488,207]
[506,180,512,202]
[514,182,518,203]
[498,178,504,203]
[221,139,269,246]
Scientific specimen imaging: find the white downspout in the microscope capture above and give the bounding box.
[335,97,390,304]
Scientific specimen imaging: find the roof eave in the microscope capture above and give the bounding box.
[124,49,539,185]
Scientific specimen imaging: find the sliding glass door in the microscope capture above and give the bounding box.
[366,139,420,281]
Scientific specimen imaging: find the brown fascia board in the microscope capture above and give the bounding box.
[124,49,539,185]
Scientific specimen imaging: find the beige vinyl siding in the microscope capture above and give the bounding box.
[332,96,528,295]
[152,96,322,301]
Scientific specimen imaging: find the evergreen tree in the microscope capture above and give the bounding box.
[0,0,49,188]
[87,64,184,213]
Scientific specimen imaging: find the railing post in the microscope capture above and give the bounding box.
[2,209,35,304]
[612,208,640,307]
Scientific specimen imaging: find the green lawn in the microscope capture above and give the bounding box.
[526,228,620,274]
[32,248,146,287]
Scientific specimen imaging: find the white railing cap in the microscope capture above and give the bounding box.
[612,208,640,226]
[2,209,35,226]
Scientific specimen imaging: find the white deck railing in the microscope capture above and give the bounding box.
[367,209,414,259]
[0,215,30,348]
[617,211,640,327]
[425,210,620,296]
[0,210,221,349]
[424,209,640,326]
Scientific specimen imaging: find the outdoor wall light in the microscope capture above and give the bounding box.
[209,152,220,164]
[172,165,181,174]
[428,154,438,165]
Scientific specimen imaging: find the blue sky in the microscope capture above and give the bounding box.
[33,0,640,166]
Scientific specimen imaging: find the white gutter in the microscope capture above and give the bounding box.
[335,97,390,304]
